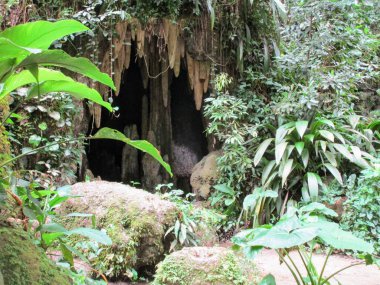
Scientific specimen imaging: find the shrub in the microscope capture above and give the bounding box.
[341,162,380,254]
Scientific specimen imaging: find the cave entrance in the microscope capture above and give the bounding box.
[171,68,208,192]
[86,49,144,183]
[86,47,209,190]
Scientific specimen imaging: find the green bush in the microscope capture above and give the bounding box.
[341,162,380,254]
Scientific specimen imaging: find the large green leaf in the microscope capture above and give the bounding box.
[254,138,274,166]
[295,120,308,138]
[0,58,16,80]
[299,202,338,218]
[0,68,74,99]
[282,159,293,187]
[275,142,288,165]
[67,228,112,246]
[295,142,305,155]
[0,38,41,61]
[319,130,334,142]
[28,80,112,111]
[313,221,374,253]
[306,173,319,200]
[333,144,353,161]
[262,160,276,185]
[0,20,88,49]
[301,148,309,168]
[324,163,343,185]
[18,50,115,90]
[249,219,319,249]
[92,127,172,176]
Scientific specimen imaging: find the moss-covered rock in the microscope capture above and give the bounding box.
[0,96,11,174]
[0,226,71,285]
[58,181,178,279]
[153,247,261,285]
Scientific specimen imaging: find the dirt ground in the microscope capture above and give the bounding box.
[256,249,380,285]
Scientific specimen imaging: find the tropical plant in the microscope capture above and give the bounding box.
[341,160,380,255]
[0,20,172,175]
[0,177,111,271]
[253,117,373,208]
[240,187,278,227]
[232,202,378,285]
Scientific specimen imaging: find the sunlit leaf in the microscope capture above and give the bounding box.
[92,127,172,176]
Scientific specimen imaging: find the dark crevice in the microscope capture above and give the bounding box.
[170,68,208,191]
[86,46,144,182]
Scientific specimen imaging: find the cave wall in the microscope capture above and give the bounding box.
[85,20,213,190]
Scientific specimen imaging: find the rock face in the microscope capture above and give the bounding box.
[153,247,260,285]
[0,227,71,285]
[58,181,178,279]
[190,151,220,199]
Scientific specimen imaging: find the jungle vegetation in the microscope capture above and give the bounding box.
[0,0,379,284]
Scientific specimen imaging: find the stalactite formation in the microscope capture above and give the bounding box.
[91,18,212,127]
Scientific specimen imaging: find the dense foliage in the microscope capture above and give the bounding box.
[0,0,379,284]
[205,0,380,229]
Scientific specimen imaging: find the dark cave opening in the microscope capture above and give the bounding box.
[86,50,209,190]
[86,49,144,182]
[171,68,209,192]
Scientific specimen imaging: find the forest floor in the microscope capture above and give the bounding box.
[109,248,380,285]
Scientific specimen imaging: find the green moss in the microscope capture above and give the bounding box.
[67,201,177,279]
[0,227,71,285]
[153,250,260,285]
[0,96,11,174]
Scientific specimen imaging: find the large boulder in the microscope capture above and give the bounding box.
[190,151,221,199]
[58,181,178,279]
[0,227,71,285]
[153,247,260,285]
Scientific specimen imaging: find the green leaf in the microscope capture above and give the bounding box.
[0,20,88,50]
[214,184,234,195]
[299,202,338,218]
[66,228,112,245]
[179,224,187,244]
[275,142,288,165]
[38,122,48,131]
[301,148,309,168]
[28,80,112,111]
[254,138,273,166]
[92,127,172,176]
[333,144,353,161]
[282,159,293,187]
[324,151,338,167]
[319,130,334,142]
[262,160,276,185]
[249,221,318,248]
[0,68,74,99]
[272,0,287,20]
[348,115,360,129]
[324,163,343,185]
[18,50,115,90]
[42,232,65,246]
[304,134,314,143]
[295,142,305,155]
[275,126,288,144]
[0,58,16,80]
[306,173,319,200]
[60,243,74,268]
[295,121,308,138]
[316,222,374,253]
[259,274,276,285]
[312,118,335,130]
[0,38,41,61]
[41,223,67,233]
